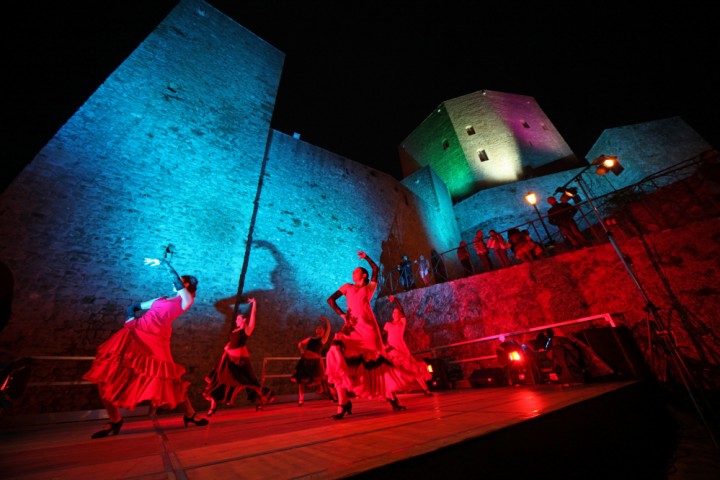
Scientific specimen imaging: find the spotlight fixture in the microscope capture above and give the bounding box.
[554,186,582,203]
[591,155,624,176]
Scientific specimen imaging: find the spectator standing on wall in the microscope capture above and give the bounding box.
[507,228,537,263]
[472,230,493,273]
[397,255,415,291]
[487,230,512,268]
[457,241,474,277]
[416,254,432,286]
[547,196,587,248]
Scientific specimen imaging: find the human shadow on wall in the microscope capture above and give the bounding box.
[212,239,307,356]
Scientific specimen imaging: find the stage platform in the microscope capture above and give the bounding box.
[0,381,697,479]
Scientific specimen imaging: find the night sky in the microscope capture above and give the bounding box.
[3,1,718,191]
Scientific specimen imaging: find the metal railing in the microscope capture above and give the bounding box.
[259,356,328,390]
[414,313,617,369]
[379,152,718,295]
[258,314,617,388]
[24,356,94,387]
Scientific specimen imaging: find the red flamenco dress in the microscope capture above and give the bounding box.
[83,296,190,410]
[325,282,411,400]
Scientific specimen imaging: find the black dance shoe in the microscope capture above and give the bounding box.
[332,401,352,420]
[261,387,275,404]
[91,418,123,439]
[388,398,407,411]
[183,413,209,427]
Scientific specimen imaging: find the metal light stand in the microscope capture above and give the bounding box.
[532,202,554,245]
[570,173,717,447]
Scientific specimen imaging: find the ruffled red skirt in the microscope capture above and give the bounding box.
[83,326,189,410]
[325,345,415,400]
[386,348,432,390]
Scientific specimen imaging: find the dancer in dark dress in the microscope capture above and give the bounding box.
[204,298,274,415]
[291,316,335,406]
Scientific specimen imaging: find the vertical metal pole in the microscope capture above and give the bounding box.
[532,203,554,245]
[575,175,717,448]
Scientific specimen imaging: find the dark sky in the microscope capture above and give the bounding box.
[3,1,718,191]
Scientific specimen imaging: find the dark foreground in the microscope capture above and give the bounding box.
[0,381,717,479]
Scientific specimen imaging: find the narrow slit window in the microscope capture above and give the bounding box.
[466,126,475,135]
[442,139,450,150]
[478,149,489,161]
[521,120,530,128]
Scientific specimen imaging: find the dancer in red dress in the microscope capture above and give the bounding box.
[203,298,274,415]
[383,295,434,396]
[83,258,209,438]
[325,250,410,419]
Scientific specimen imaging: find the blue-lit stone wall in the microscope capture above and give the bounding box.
[240,131,444,367]
[584,117,712,189]
[401,166,463,276]
[453,169,586,243]
[0,0,284,412]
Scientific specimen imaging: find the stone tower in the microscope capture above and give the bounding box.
[399,90,579,202]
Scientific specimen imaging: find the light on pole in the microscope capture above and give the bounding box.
[525,192,553,245]
[557,155,717,448]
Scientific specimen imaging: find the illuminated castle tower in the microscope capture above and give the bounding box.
[399,90,579,202]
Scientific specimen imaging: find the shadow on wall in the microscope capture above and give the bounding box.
[213,239,298,327]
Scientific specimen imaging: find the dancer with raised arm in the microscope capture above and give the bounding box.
[383,295,434,396]
[290,316,334,406]
[203,298,274,415]
[83,257,209,438]
[325,250,409,419]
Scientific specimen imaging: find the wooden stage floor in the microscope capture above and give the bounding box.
[0,381,654,479]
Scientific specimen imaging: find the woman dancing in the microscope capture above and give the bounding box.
[290,316,334,406]
[383,295,434,396]
[325,250,409,419]
[83,258,209,439]
[203,298,274,415]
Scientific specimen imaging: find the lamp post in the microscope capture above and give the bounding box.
[524,192,553,245]
[557,156,717,447]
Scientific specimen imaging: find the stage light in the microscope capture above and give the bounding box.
[592,155,624,176]
[554,186,582,203]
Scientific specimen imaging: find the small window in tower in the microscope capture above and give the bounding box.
[466,126,475,135]
[442,139,450,150]
[478,150,489,162]
[521,120,530,128]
